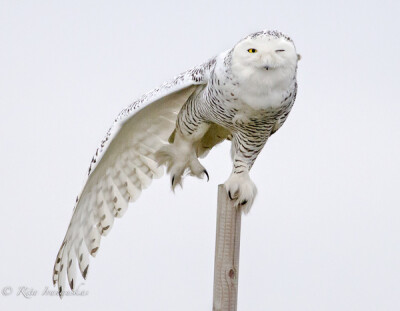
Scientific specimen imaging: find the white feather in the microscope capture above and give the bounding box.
[53,60,214,291]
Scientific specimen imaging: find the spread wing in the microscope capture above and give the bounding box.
[53,58,216,296]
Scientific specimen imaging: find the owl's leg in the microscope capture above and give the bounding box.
[224,132,268,213]
[156,127,210,190]
[155,96,210,190]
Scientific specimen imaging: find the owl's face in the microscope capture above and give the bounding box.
[231,32,298,86]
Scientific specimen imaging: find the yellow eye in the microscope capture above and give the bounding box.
[247,48,257,53]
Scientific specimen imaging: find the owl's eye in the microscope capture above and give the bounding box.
[275,49,285,52]
[247,48,257,53]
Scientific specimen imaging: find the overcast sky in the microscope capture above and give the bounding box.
[1,1,399,310]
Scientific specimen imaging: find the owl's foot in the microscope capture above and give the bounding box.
[155,144,209,191]
[224,172,257,213]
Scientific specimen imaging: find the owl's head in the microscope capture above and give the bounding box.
[231,30,299,86]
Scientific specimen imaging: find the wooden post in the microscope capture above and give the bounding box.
[212,184,242,311]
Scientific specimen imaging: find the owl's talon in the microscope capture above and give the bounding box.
[224,172,257,213]
[204,170,209,181]
[156,140,207,190]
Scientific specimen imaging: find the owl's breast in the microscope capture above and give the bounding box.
[219,70,295,112]
[233,82,294,112]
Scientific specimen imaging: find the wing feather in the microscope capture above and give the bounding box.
[53,59,216,295]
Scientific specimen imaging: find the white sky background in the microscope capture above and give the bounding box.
[0,0,399,310]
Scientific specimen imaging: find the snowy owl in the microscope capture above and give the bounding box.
[53,30,299,295]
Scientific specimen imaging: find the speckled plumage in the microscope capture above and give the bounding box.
[53,30,299,296]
